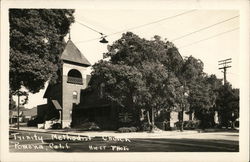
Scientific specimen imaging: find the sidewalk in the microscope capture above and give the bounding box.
[10,126,203,139]
[10,126,239,140]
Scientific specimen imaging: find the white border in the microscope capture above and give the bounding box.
[1,0,249,162]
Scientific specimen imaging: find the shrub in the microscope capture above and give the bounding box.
[88,122,101,131]
[51,123,62,129]
[174,120,200,130]
[27,117,43,127]
[141,122,151,131]
[184,120,200,129]
[174,121,182,129]
[117,127,137,133]
[27,120,37,127]
[75,122,101,131]
[130,127,137,132]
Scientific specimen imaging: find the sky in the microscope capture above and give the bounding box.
[17,9,240,108]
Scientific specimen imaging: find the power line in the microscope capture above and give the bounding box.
[75,9,196,44]
[179,27,239,49]
[75,11,238,48]
[75,20,109,43]
[75,37,104,44]
[107,10,196,37]
[76,20,105,35]
[172,15,239,41]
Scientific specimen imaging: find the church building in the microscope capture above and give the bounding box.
[37,39,193,130]
[38,39,92,128]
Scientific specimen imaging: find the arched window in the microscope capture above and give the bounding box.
[73,91,78,99]
[67,69,83,85]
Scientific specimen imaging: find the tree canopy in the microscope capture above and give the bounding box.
[89,32,239,130]
[180,56,224,128]
[215,83,239,128]
[90,32,187,127]
[9,9,75,94]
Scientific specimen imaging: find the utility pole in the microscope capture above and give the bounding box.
[218,58,232,85]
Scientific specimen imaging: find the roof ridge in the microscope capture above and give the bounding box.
[60,39,91,66]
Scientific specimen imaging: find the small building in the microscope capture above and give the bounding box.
[22,107,37,122]
[9,107,37,124]
[9,109,23,124]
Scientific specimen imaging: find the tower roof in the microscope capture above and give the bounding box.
[61,40,91,66]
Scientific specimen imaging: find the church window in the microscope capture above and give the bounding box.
[67,69,83,85]
[73,91,78,99]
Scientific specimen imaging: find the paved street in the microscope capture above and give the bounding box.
[9,130,239,152]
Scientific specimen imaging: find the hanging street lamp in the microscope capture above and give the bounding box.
[99,33,108,44]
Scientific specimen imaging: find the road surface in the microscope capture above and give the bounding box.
[9,130,239,152]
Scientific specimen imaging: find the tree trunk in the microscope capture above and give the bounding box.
[17,93,20,130]
[147,110,151,126]
[151,107,155,132]
[178,107,184,132]
[189,112,192,120]
[231,120,236,129]
[134,108,141,128]
[180,111,184,132]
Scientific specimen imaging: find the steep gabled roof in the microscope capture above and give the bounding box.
[61,39,91,66]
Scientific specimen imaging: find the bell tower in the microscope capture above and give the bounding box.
[60,39,91,128]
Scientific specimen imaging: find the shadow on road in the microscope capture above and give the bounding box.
[9,129,239,152]
[41,137,239,152]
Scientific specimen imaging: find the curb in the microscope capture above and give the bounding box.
[9,128,201,139]
[10,128,93,138]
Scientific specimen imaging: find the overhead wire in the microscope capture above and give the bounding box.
[171,15,239,41]
[76,20,105,35]
[74,11,239,78]
[178,27,239,49]
[75,9,197,44]
[106,9,197,37]
[74,10,239,50]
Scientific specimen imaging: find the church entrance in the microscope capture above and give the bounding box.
[71,106,118,130]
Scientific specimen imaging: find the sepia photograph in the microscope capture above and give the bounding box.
[1,0,249,162]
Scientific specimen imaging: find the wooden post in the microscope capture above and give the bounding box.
[151,107,155,132]
[59,110,62,126]
[180,109,184,132]
[189,112,192,120]
[17,92,20,130]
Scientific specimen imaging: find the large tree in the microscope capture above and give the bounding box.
[9,9,75,96]
[180,56,222,129]
[90,32,186,131]
[215,83,239,129]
